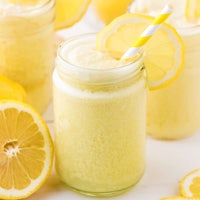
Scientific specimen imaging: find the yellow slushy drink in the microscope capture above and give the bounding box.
[53,34,146,197]
[148,24,200,139]
[130,0,200,139]
[0,0,55,113]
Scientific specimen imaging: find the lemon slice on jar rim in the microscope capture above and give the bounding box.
[96,13,185,90]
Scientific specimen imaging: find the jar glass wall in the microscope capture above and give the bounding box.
[0,0,55,113]
[147,25,200,139]
[53,34,147,197]
[129,0,200,139]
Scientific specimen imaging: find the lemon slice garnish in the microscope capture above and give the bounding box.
[96,13,184,90]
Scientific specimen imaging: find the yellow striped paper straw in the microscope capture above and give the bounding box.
[121,4,173,60]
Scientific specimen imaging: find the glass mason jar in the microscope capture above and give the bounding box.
[0,0,55,113]
[129,0,200,139]
[53,34,147,197]
[148,24,200,139]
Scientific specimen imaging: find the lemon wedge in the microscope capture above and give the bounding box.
[96,13,184,90]
[180,168,200,198]
[0,74,26,102]
[0,101,53,199]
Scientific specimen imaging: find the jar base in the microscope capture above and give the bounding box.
[68,184,136,197]
[147,129,198,141]
[57,167,145,197]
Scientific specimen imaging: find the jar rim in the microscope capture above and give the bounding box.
[57,33,144,74]
[56,33,145,85]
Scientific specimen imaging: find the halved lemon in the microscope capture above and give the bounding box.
[161,196,200,200]
[180,168,200,198]
[185,0,200,21]
[0,74,26,102]
[55,0,91,30]
[0,101,53,199]
[96,13,184,90]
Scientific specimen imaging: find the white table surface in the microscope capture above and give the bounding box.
[27,10,200,200]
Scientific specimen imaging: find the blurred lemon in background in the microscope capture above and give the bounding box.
[55,0,91,29]
[92,0,133,24]
[0,74,26,102]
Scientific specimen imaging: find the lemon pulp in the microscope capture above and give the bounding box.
[0,101,53,199]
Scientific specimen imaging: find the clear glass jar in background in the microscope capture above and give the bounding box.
[0,0,55,113]
[53,34,147,197]
[148,24,200,140]
[129,0,200,139]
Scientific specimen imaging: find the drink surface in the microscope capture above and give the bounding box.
[60,37,131,70]
[53,35,146,196]
[130,0,200,139]
[0,0,54,113]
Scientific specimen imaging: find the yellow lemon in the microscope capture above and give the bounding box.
[0,101,54,199]
[55,0,91,29]
[96,13,184,90]
[0,74,26,102]
[92,0,133,24]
